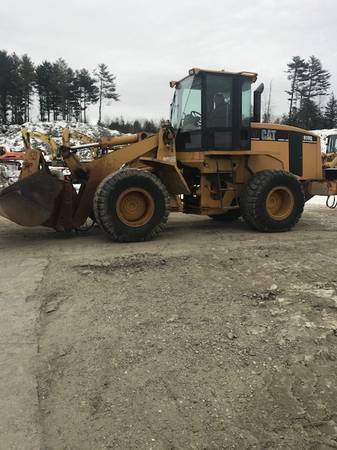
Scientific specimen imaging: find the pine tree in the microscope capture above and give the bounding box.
[20,55,35,122]
[285,56,307,117]
[296,98,323,129]
[76,69,99,122]
[8,53,25,124]
[132,119,142,132]
[285,55,331,129]
[94,64,119,124]
[36,61,54,121]
[108,117,159,133]
[143,119,158,133]
[305,56,331,100]
[50,58,74,120]
[0,50,15,124]
[324,94,337,129]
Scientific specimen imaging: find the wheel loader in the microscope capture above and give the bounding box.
[0,67,336,242]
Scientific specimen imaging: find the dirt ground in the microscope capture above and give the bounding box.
[1,205,337,450]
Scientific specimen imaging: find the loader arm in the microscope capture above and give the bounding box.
[62,125,189,227]
[68,134,160,227]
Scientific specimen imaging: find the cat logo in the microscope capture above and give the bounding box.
[261,129,276,141]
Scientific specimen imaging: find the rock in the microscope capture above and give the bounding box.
[167,314,179,323]
[45,304,58,313]
[227,331,237,340]
[81,270,93,276]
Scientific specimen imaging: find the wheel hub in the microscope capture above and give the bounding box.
[266,186,294,220]
[116,188,155,227]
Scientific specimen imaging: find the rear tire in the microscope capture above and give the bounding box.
[240,170,304,232]
[93,168,170,242]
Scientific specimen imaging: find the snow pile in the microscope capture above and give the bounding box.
[0,121,119,189]
[0,162,21,189]
[0,121,119,153]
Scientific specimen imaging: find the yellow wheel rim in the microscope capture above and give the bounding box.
[266,186,294,221]
[116,188,155,227]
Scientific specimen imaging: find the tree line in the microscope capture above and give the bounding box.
[0,49,336,132]
[0,50,119,125]
[108,117,159,133]
[281,55,336,129]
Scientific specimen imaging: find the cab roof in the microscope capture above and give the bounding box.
[170,68,258,87]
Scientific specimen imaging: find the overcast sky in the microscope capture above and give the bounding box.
[1,0,336,123]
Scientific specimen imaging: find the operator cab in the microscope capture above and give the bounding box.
[170,68,259,151]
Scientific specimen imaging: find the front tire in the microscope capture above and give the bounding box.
[93,168,170,242]
[240,170,304,232]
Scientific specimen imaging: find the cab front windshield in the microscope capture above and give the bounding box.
[171,75,201,132]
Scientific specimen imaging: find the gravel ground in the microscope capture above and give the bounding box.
[1,205,337,450]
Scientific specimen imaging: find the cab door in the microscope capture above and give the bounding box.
[202,73,252,150]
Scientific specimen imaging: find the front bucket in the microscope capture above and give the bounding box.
[0,170,64,227]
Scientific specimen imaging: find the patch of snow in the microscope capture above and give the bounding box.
[307,196,327,206]
[0,162,21,189]
[0,121,119,153]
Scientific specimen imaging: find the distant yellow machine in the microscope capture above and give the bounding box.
[21,127,101,161]
[62,128,101,159]
[1,68,337,241]
[21,128,59,161]
[322,134,337,168]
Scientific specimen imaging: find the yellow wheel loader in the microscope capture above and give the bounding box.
[1,68,336,241]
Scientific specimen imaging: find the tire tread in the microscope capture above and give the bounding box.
[240,170,304,232]
[93,168,170,242]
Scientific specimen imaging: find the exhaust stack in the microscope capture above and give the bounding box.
[253,83,264,123]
